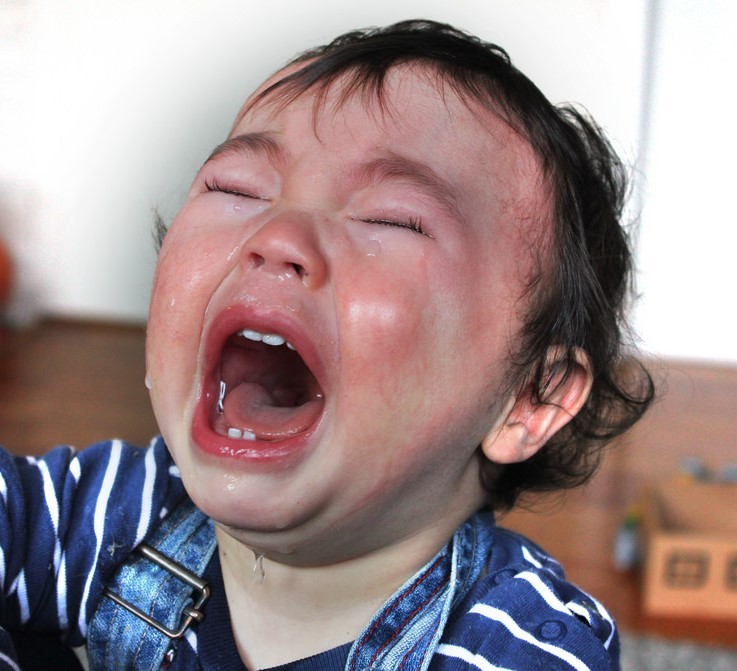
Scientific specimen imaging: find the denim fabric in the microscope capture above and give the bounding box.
[88,502,493,671]
[345,513,494,671]
[87,500,217,671]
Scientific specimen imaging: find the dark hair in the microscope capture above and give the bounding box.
[239,20,655,509]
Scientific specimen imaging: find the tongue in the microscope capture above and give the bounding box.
[222,382,323,440]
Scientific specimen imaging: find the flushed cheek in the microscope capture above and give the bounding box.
[342,276,429,369]
[148,266,201,374]
[335,287,451,447]
[150,214,243,340]
[147,235,234,415]
[146,298,198,437]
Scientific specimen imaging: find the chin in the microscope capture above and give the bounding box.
[178,443,326,532]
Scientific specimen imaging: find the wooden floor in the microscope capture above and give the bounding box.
[1,319,736,648]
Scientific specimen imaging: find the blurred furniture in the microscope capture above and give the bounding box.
[0,238,11,308]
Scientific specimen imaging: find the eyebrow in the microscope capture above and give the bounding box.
[354,154,462,221]
[204,132,285,166]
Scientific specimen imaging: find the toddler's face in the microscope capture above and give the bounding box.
[146,66,548,562]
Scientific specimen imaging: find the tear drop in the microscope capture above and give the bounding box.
[253,552,265,583]
[365,239,382,258]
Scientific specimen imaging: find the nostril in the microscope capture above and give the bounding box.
[248,253,266,270]
[248,252,305,279]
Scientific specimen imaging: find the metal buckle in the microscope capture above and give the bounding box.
[103,543,211,639]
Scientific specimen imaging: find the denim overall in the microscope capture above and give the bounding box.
[87,502,494,671]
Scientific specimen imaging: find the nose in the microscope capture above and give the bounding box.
[241,211,328,289]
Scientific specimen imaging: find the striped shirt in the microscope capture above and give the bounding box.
[0,438,618,670]
[0,438,185,669]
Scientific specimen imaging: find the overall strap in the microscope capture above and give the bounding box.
[344,513,494,671]
[87,499,217,671]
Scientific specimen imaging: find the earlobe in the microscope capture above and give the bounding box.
[481,349,593,465]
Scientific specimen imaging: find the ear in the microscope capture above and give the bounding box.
[481,349,593,465]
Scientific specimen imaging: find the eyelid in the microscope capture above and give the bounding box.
[203,177,271,201]
[350,215,432,238]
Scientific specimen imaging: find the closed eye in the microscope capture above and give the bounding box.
[356,216,432,238]
[204,178,270,201]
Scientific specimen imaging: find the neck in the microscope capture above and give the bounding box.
[215,522,459,670]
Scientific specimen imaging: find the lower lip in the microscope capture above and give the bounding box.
[191,389,319,466]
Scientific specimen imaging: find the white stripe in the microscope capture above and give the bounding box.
[184,628,198,653]
[57,552,69,629]
[566,601,592,626]
[8,572,18,595]
[70,457,81,483]
[591,596,615,649]
[37,461,63,570]
[58,452,77,628]
[515,571,570,615]
[436,644,515,671]
[77,441,122,637]
[168,464,181,478]
[521,543,563,573]
[133,447,156,547]
[470,604,591,671]
[16,570,30,624]
[37,460,61,533]
[0,651,22,671]
[0,471,7,587]
[521,544,543,569]
[0,470,7,598]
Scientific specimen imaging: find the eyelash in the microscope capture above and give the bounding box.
[204,178,268,201]
[359,216,429,237]
[204,179,429,237]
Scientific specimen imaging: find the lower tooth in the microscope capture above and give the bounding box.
[227,427,257,441]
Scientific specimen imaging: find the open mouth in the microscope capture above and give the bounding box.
[210,327,325,443]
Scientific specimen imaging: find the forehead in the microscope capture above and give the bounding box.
[229,64,547,214]
[236,64,502,142]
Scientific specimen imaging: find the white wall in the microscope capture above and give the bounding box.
[632,0,737,364]
[11,1,733,365]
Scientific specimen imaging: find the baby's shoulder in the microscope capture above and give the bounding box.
[0,436,187,647]
[436,527,618,670]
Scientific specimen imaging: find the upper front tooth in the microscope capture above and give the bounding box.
[239,329,287,347]
[240,329,263,342]
[262,334,286,346]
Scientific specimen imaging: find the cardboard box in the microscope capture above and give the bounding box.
[641,480,737,619]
